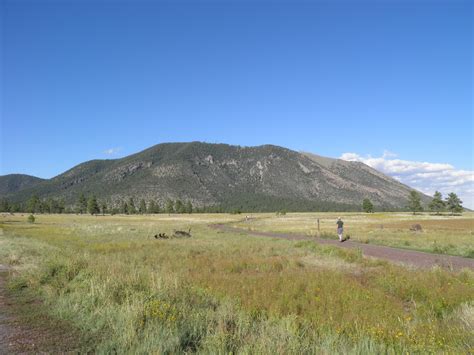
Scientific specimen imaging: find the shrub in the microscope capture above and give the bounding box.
[362,198,374,213]
[8,276,29,291]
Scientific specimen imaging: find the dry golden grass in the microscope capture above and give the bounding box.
[233,212,474,257]
[0,213,473,353]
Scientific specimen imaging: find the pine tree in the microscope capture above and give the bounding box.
[43,198,52,214]
[16,203,24,213]
[139,199,147,214]
[120,200,128,214]
[127,198,136,214]
[47,198,60,214]
[0,199,10,212]
[38,200,48,214]
[52,199,60,213]
[428,191,445,215]
[87,195,100,215]
[58,198,65,214]
[165,199,174,214]
[101,201,108,215]
[445,192,463,215]
[362,198,374,213]
[27,195,40,214]
[148,200,161,213]
[175,200,184,214]
[185,200,193,214]
[407,190,423,215]
[77,193,87,214]
[10,203,21,213]
[148,200,157,214]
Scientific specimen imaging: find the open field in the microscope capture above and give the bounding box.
[0,213,473,353]
[233,212,474,258]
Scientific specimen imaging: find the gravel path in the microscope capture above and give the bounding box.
[211,224,474,271]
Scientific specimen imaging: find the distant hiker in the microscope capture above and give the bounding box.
[336,217,344,242]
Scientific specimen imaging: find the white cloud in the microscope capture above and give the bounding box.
[103,147,122,156]
[340,152,474,209]
[382,150,398,159]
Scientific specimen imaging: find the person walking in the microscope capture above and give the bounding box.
[336,217,344,242]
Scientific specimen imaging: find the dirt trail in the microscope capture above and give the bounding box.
[0,264,13,354]
[0,264,86,353]
[211,224,474,271]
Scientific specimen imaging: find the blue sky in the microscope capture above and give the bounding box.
[1,0,472,206]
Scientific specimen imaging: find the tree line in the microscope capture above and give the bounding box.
[108,196,194,215]
[407,190,463,215]
[361,191,464,215]
[1,190,465,215]
[0,194,196,215]
[0,195,66,214]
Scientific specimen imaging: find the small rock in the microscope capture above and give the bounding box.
[409,224,423,232]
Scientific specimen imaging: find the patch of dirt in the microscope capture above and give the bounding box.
[211,225,474,271]
[0,265,11,354]
[0,265,90,353]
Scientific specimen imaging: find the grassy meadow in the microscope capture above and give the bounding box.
[0,212,473,353]
[234,212,474,258]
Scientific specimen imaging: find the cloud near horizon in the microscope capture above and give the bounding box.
[103,147,122,156]
[340,152,474,209]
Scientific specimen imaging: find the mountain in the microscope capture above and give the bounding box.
[0,174,45,196]
[0,142,430,211]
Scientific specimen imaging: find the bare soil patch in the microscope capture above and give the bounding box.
[0,265,89,353]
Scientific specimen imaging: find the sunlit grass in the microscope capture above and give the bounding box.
[233,212,474,257]
[0,213,473,353]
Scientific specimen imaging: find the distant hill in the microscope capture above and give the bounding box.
[1,142,431,211]
[0,174,45,196]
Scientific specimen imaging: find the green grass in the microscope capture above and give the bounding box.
[233,212,474,258]
[0,213,473,353]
